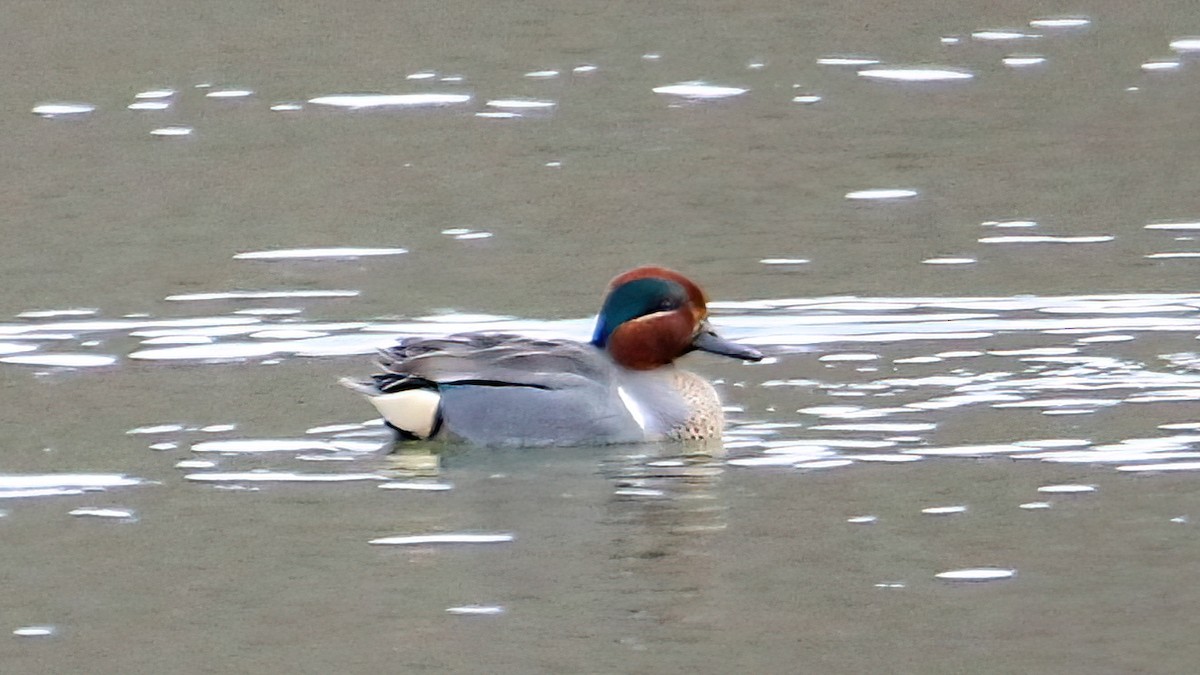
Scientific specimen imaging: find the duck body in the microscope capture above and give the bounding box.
[342,266,761,446]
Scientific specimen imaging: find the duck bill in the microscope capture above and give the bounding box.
[691,323,763,362]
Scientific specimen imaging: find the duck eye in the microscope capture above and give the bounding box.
[658,298,678,311]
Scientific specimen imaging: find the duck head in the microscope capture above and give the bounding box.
[590,266,763,370]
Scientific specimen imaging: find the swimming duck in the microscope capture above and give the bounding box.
[342,266,762,446]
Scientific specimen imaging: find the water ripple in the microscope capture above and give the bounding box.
[1170,38,1200,53]
[69,507,137,520]
[128,101,170,111]
[1003,56,1047,68]
[308,93,472,109]
[936,568,1016,581]
[369,533,514,546]
[972,30,1039,41]
[1030,18,1090,29]
[485,99,556,109]
[446,605,505,615]
[845,188,919,200]
[150,126,193,137]
[652,82,748,99]
[857,67,973,82]
[2,353,117,367]
[32,102,95,117]
[185,471,384,483]
[13,626,56,637]
[979,235,1114,244]
[11,288,1200,488]
[817,56,880,66]
[234,247,407,260]
[0,473,145,499]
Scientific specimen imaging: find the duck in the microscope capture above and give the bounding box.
[341,266,763,446]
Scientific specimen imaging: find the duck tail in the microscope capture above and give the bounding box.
[338,378,442,440]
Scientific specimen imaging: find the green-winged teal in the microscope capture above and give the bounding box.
[342,266,762,446]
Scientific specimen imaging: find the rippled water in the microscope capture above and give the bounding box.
[6,1,1200,672]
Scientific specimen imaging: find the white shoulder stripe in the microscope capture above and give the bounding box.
[616,386,648,431]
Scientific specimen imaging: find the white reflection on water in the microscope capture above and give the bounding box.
[8,288,1200,486]
[165,290,359,301]
[69,507,137,520]
[936,568,1016,581]
[817,56,880,66]
[979,235,1113,244]
[441,228,494,240]
[308,93,472,109]
[982,219,1038,228]
[17,309,97,318]
[128,424,185,435]
[1030,18,1090,29]
[1117,461,1200,472]
[205,89,253,99]
[84,290,1200,366]
[652,82,748,99]
[1170,38,1200,52]
[446,605,505,615]
[185,471,384,483]
[128,101,170,111]
[0,474,145,499]
[845,188,918,200]
[149,126,193,137]
[972,30,1038,41]
[234,308,302,316]
[1,354,116,367]
[1145,222,1200,230]
[379,481,453,491]
[0,343,37,355]
[857,68,973,82]
[13,626,56,637]
[922,257,975,265]
[32,103,95,117]
[141,336,213,345]
[233,247,408,260]
[175,460,215,470]
[1037,484,1096,493]
[369,533,514,545]
[485,99,556,109]
[922,505,967,515]
[1003,56,1047,68]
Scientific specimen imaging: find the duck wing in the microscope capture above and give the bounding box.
[341,333,645,445]
[358,333,614,393]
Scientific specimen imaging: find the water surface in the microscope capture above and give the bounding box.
[5,1,1200,672]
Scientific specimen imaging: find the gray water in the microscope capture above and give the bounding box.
[5,1,1200,673]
